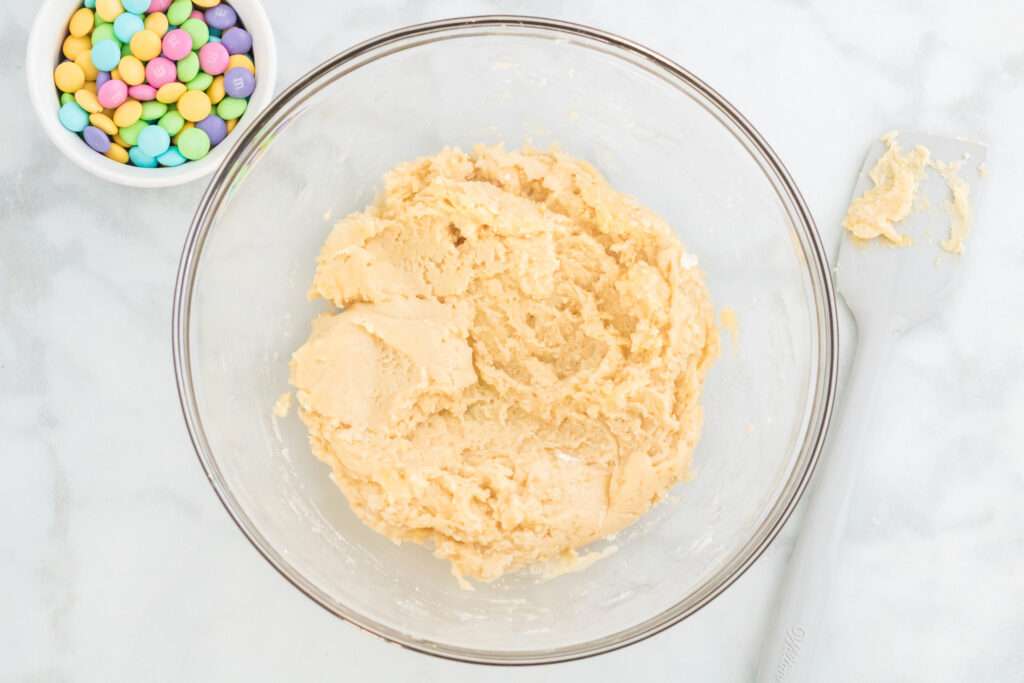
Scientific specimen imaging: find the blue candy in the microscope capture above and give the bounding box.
[113,13,144,43]
[128,146,158,168]
[84,0,95,7]
[122,0,150,13]
[137,125,170,157]
[157,146,187,167]
[58,101,89,132]
[91,40,121,72]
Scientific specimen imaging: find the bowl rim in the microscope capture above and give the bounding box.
[172,14,839,666]
[25,0,278,188]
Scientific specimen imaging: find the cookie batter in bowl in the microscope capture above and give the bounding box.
[289,145,718,584]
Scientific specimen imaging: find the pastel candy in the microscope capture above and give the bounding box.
[106,143,129,163]
[83,125,111,153]
[180,17,210,49]
[226,53,253,74]
[113,99,143,127]
[118,118,147,144]
[204,4,235,29]
[137,124,170,156]
[74,88,103,113]
[63,34,91,60]
[220,26,250,55]
[177,89,211,121]
[129,29,162,60]
[144,11,168,36]
[128,83,156,100]
[140,100,168,120]
[91,40,121,71]
[148,0,172,11]
[122,0,151,13]
[145,56,176,87]
[176,51,200,82]
[113,12,144,42]
[95,0,124,23]
[117,55,145,85]
[177,126,210,159]
[162,29,192,60]
[166,0,193,25]
[157,145,187,166]
[186,72,213,91]
[215,95,245,120]
[54,61,86,92]
[128,145,158,167]
[97,78,128,108]
[158,109,185,135]
[156,81,186,103]
[198,41,228,74]
[69,8,95,37]
[195,113,226,145]
[59,101,90,132]
[90,23,115,46]
[223,66,253,98]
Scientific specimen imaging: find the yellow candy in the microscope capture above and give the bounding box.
[110,68,121,81]
[206,75,225,104]
[113,134,129,148]
[225,118,236,133]
[193,0,221,7]
[143,12,169,37]
[89,112,118,136]
[157,82,187,104]
[173,121,194,145]
[62,35,91,61]
[74,88,102,113]
[177,90,211,122]
[113,99,142,127]
[81,81,97,94]
[54,61,85,93]
[95,0,123,23]
[118,56,145,86]
[74,49,98,80]
[106,143,129,164]
[129,30,161,61]
[227,54,255,75]
[68,8,94,38]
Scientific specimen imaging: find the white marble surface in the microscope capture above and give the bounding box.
[3,1,1023,680]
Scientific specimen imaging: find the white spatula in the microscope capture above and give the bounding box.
[756,132,987,682]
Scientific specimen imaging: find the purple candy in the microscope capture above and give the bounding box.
[96,71,111,88]
[195,114,228,145]
[220,27,251,55]
[223,67,255,98]
[83,126,111,154]
[204,4,237,30]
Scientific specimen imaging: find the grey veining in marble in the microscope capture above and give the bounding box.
[2,1,1023,681]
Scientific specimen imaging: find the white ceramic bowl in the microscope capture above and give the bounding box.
[26,0,277,188]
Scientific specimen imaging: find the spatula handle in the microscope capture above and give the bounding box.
[756,328,889,682]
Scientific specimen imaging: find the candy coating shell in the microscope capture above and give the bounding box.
[69,8,95,37]
[54,61,86,92]
[112,99,143,127]
[63,35,92,60]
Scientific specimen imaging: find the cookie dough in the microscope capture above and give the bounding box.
[843,132,930,246]
[290,145,718,583]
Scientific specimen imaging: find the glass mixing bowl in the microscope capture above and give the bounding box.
[173,16,837,665]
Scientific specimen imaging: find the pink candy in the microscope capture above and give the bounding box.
[190,10,203,19]
[97,79,127,108]
[145,56,177,88]
[198,42,229,75]
[128,84,157,101]
[162,29,192,61]
[148,0,172,11]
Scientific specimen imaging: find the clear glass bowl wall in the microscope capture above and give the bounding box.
[174,18,837,665]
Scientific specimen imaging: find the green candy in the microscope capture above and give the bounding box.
[121,42,133,57]
[180,18,209,50]
[166,0,193,26]
[93,13,105,28]
[186,72,213,91]
[158,110,185,136]
[140,101,168,121]
[91,24,117,46]
[177,127,210,160]
[216,96,247,121]
[176,52,200,83]
[60,92,75,106]
[118,120,147,146]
